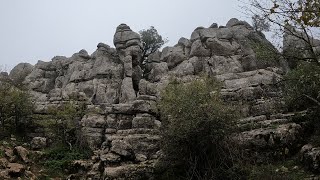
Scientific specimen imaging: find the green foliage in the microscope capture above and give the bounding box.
[247,160,312,180]
[283,62,320,111]
[250,0,320,27]
[247,33,280,68]
[248,0,320,67]
[269,0,320,27]
[139,26,167,61]
[46,102,87,149]
[157,77,239,179]
[43,145,92,175]
[0,82,34,135]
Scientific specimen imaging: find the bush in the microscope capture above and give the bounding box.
[43,145,92,175]
[46,102,88,150]
[247,159,311,180]
[283,62,320,111]
[247,32,281,68]
[0,81,34,136]
[157,77,239,179]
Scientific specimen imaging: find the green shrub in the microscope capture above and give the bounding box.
[46,102,87,149]
[43,145,92,174]
[247,32,281,68]
[0,81,34,136]
[157,77,239,180]
[248,160,311,180]
[283,62,320,111]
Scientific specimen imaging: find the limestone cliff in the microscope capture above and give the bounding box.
[4,18,307,179]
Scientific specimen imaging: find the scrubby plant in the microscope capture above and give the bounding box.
[247,159,312,180]
[157,77,240,179]
[37,102,92,176]
[0,81,34,136]
[43,145,92,175]
[47,102,88,150]
[283,62,320,111]
[247,32,281,68]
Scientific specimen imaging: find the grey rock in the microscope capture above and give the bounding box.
[132,99,158,115]
[226,18,252,29]
[120,77,136,103]
[178,37,191,47]
[148,50,161,62]
[114,24,141,50]
[100,153,121,163]
[190,39,211,57]
[132,116,155,129]
[209,23,218,28]
[205,37,240,56]
[30,137,47,150]
[146,62,169,82]
[111,140,133,157]
[170,60,195,77]
[81,114,106,128]
[9,63,33,84]
[14,146,29,163]
[160,47,187,69]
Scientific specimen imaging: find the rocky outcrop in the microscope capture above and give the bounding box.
[8,18,307,179]
[114,24,142,102]
[9,63,33,84]
[0,144,35,179]
[300,144,320,173]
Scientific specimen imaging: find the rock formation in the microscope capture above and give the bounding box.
[4,18,307,179]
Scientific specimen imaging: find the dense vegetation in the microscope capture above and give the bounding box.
[156,77,241,179]
[0,81,34,137]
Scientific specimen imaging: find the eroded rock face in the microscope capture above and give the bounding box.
[24,46,123,113]
[9,63,33,84]
[114,23,142,103]
[12,19,305,179]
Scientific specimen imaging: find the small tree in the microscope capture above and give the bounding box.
[157,77,239,179]
[246,0,320,112]
[283,61,320,111]
[0,81,34,134]
[139,26,167,64]
[47,102,87,150]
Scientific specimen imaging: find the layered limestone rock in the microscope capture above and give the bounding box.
[24,46,123,113]
[114,24,143,103]
[7,18,306,179]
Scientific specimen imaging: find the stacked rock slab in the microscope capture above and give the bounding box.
[114,24,143,103]
[8,18,306,179]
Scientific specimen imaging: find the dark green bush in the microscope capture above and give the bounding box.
[0,81,34,136]
[43,145,92,174]
[157,77,239,180]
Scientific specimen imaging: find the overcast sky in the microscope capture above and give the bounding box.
[0,0,251,71]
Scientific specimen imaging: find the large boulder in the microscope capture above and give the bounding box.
[113,23,141,51]
[9,63,33,84]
